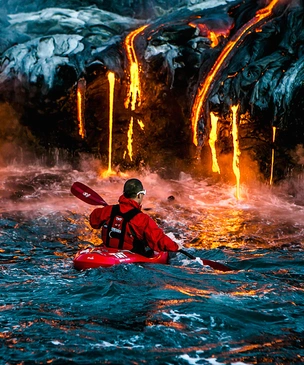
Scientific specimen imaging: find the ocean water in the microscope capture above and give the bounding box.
[0,164,303,365]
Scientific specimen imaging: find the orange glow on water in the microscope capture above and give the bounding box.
[76,78,86,139]
[270,126,277,185]
[209,112,220,173]
[230,283,275,297]
[127,117,134,161]
[165,284,217,298]
[104,71,115,177]
[191,0,281,146]
[124,25,149,111]
[232,105,241,200]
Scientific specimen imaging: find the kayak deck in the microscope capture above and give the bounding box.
[73,246,169,270]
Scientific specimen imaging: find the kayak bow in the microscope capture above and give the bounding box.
[73,246,169,270]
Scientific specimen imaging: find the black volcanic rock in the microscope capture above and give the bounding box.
[0,0,303,181]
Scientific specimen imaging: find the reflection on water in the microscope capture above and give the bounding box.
[0,164,303,364]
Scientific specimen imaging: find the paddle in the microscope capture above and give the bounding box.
[71,181,108,206]
[179,249,233,272]
[71,181,233,272]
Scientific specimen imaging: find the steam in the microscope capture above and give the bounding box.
[292,144,304,166]
[0,103,25,166]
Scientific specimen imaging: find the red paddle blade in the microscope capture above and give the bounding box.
[201,259,232,272]
[71,182,108,206]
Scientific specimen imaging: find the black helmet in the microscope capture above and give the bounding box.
[123,178,144,198]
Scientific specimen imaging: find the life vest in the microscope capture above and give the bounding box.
[102,204,153,256]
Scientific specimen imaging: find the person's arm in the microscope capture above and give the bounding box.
[141,215,181,252]
[89,207,110,229]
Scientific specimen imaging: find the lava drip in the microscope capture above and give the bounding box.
[232,105,241,199]
[103,71,116,177]
[77,78,86,139]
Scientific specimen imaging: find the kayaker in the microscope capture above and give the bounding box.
[89,178,183,256]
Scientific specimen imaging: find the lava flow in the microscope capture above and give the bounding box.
[191,0,282,147]
[124,24,148,111]
[103,71,116,177]
[127,117,134,161]
[77,78,86,139]
[188,22,229,48]
[232,105,241,200]
[270,126,277,185]
[208,112,220,174]
[123,25,148,161]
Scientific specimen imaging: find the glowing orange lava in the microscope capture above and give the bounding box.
[124,25,148,111]
[77,78,86,139]
[137,119,145,130]
[232,105,241,200]
[123,118,145,161]
[123,25,148,162]
[209,112,220,173]
[103,71,115,177]
[188,22,226,48]
[209,30,219,48]
[191,0,281,146]
[127,117,134,161]
[270,126,277,185]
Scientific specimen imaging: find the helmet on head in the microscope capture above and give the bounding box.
[123,178,145,198]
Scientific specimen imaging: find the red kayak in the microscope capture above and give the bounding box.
[73,246,169,270]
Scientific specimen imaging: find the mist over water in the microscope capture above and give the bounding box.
[0,159,303,364]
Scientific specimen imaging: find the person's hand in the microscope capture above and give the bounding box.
[176,242,183,251]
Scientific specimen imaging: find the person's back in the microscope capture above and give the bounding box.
[89,178,182,255]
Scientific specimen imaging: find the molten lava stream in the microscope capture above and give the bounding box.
[103,71,116,178]
[191,0,282,147]
[270,126,277,185]
[232,105,241,200]
[127,117,134,161]
[209,112,220,174]
[77,78,86,139]
[124,24,148,111]
[123,25,148,161]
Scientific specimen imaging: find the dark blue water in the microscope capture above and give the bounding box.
[1,166,303,364]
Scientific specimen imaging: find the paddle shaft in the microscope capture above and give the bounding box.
[179,249,232,272]
[71,182,233,272]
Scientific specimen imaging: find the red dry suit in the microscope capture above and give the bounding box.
[89,194,179,254]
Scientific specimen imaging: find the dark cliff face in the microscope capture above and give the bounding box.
[0,0,303,181]
[1,0,188,19]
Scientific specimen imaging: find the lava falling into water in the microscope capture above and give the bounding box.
[232,105,241,200]
[127,117,134,161]
[104,71,115,177]
[270,126,277,185]
[209,112,220,174]
[77,78,86,139]
[191,0,281,146]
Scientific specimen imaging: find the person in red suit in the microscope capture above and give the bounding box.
[90,178,183,256]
